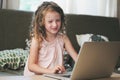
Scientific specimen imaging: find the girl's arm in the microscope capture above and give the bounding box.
[63,35,78,62]
[28,37,51,74]
[28,37,65,74]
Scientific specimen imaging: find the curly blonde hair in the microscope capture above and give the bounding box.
[30,1,66,43]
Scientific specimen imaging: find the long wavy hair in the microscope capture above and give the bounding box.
[30,1,66,44]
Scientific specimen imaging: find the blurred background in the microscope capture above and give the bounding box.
[0,0,119,17]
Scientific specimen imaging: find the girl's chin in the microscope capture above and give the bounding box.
[51,31,59,34]
[52,32,58,34]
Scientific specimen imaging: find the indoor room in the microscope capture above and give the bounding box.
[0,0,120,80]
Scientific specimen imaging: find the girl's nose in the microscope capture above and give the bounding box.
[53,21,57,27]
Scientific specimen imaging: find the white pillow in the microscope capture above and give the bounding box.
[76,34,109,47]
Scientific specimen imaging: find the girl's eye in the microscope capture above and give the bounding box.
[48,21,52,23]
[56,19,61,22]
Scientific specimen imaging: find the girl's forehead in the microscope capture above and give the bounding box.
[45,11,61,19]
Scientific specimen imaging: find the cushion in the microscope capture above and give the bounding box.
[0,48,29,71]
[76,34,109,47]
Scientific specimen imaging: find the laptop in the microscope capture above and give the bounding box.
[44,42,120,80]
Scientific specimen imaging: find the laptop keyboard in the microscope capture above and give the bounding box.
[60,71,72,77]
[44,71,72,80]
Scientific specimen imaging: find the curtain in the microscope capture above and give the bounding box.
[48,0,117,17]
[117,0,120,29]
[2,0,20,10]
[0,0,3,8]
[97,0,117,17]
[2,0,117,17]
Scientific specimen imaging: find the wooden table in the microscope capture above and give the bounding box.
[94,73,120,80]
[0,75,56,80]
[0,73,120,80]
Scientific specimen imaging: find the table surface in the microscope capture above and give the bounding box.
[0,73,120,80]
[0,75,57,80]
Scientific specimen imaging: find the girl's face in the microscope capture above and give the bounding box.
[44,11,61,35]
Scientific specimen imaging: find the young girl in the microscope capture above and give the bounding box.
[24,1,78,76]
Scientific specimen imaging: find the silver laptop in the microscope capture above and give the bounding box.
[44,42,120,80]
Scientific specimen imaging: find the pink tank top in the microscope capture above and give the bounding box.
[24,34,64,76]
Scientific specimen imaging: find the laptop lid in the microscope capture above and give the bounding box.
[71,42,120,80]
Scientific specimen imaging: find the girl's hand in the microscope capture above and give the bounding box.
[51,65,66,74]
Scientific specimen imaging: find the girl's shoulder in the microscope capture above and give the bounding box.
[57,33,66,38]
[31,37,40,47]
[57,33,68,41]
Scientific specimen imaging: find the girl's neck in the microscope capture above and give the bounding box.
[45,33,57,42]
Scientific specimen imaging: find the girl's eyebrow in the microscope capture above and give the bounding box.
[46,17,61,20]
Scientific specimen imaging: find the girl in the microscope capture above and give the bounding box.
[24,1,78,76]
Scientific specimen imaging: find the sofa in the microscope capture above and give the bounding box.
[0,9,120,76]
[0,9,33,76]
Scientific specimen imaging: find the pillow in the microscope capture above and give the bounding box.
[0,48,29,71]
[76,34,109,47]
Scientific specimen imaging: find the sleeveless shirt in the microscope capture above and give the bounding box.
[24,34,64,76]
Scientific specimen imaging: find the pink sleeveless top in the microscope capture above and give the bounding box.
[24,34,64,76]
